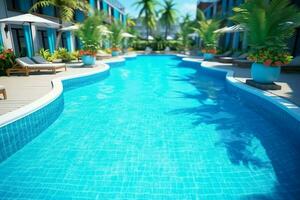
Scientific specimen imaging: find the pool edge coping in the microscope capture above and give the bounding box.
[182,57,300,122]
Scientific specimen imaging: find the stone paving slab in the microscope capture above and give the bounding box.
[0,62,107,115]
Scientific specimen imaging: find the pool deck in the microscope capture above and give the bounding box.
[0,55,299,116]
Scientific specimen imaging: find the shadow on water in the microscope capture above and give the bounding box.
[168,61,300,199]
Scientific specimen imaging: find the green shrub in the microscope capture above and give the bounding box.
[39,48,52,61]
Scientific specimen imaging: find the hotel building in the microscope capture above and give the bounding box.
[0,0,126,57]
[197,0,300,56]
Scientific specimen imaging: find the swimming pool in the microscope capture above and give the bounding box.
[0,55,299,199]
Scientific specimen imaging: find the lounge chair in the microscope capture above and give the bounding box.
[164,47,171,54]
[145,47,152,54]
[7,57,66,76]
[233,59,253,68]
[215,52,244,63]
[32,55,52,64]
[214,50,232,59]
[282,56,300,72]
[0,85,7,100]
[96,50,112,60]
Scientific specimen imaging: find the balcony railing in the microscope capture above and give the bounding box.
[105,0,125,12]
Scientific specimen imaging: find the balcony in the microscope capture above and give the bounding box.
[105,0,125,12]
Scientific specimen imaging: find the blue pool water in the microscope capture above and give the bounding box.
[0,55,300,199]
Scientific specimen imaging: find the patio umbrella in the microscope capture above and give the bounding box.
[166,35,173,40]
[98,25,112,35]
[0,13,59,28]
[0,14,60,56]
[60,24,80,32]
[147,35,154,40]
[214,25,245,33]
[121,32,136,38]
[214,24,247,50]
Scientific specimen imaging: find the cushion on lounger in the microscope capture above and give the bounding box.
[32,56,51,64]
[17,57,36,65]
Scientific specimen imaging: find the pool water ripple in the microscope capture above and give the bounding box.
[0,55,299,199]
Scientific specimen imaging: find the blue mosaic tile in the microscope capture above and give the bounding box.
[0,55,299,199]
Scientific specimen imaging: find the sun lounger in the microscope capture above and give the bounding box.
[96,50,112,60]
[145,47,152,54]
[215,52,244,63]
[233,59,253,68]
[164,47,171,54]
[214,50,232,59]
[7,57,66,76]
[32,55,52,64]
[0,85,7,100]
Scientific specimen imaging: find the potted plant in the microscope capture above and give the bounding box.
[0,48,16,76]
[109,21,123,57]
[79,49,97,65]
[193,10,221,61]
[76,12,103,66]
[231,0,300,84]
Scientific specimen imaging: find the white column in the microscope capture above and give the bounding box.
[0,24,13,49]
[31,25,39,54]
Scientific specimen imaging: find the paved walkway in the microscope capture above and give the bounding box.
[202,61,300,106]
[0,57,299,116]
[0,62,106,115]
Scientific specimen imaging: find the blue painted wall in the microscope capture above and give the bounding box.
[89,0,96,9]
[0,31,3,49]
[18,0,31,12]
[47,28,56,54]
[23,25,33,57]
[232,32,240,49]
[114,9,119,20]
[206,7,211,19]
[66,31,73,52]
[123,15,127,26]
[75,10,85,22]
[42,6,55,17]
[222,0,227,16]
[103,1,108,13]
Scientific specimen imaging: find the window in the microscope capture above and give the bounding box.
[6,0,21,11]
[37,30,49,50]
[6,0,34,12]
[99,0,103,10]
[11,28,26,57]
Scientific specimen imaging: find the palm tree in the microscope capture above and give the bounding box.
[75,11,104,53]
[179,14,192,52]
[109,21,124,49]
[192,10,221,52]
[231,0,300,52]
[159,0,177,39]
[134,0,157,39]
[30,0,90,48]
[126,14,136,28]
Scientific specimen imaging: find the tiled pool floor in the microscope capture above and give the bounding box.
[0,55,299,199]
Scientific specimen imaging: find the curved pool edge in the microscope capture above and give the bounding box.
[0,55,137,163]
[0,65,109,128]
[182,57,300,134]
[0,54,137,128]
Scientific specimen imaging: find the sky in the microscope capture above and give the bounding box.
[119,0,198,20]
